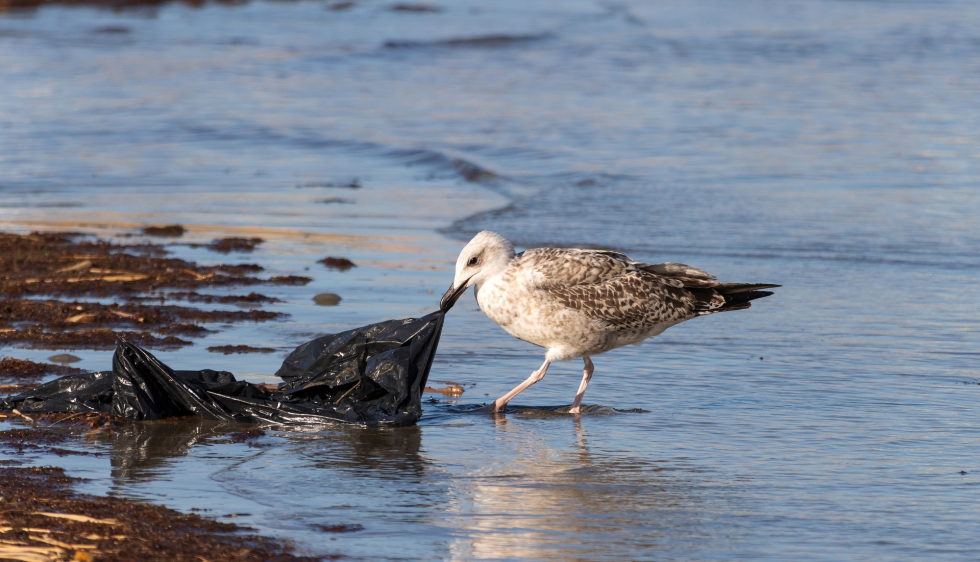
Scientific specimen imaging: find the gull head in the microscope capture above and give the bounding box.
[440,231,515,311]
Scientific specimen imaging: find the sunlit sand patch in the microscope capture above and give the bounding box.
[0,218,432,252]
[33,512,119,525]
[354,258,453,271]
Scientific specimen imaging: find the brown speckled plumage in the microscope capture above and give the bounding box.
[474,247,777,360]
[444,231,779,412]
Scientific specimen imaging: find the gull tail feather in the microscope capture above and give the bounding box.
[692,284,780,316]
[714,283,781,294]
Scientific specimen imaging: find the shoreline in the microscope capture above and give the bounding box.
[0,131,514,560]
[1,425,327,562]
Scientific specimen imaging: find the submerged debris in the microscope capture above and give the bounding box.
[228,429,266,443]
[385,34,549,50]
[1,232,268,298]
[204,237,264,254]
[127,291,282,305]
[0,231,291,350]
[424,384,464,397]
[0,357,84,383]
[317,256,357,271]
[0,411,131,431]
[207,345,277,355]
[1,358,83,402]
[269,275,312,286]
[389,3,441,13]
[312,523,364,533]
[0,298,284,350]
[0,0,266,11]
[0,464,325,562]
[316,196,353,205]
[296,178,360,189]
[318,257,356,271]
[141,224,186,237]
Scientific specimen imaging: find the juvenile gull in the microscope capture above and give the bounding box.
[441,231,779,414]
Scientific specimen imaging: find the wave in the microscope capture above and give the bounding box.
[387,149,499,183]
[384,33,552,50]
[172,121,506,186]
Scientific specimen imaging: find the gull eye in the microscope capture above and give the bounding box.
[467,256,478,266]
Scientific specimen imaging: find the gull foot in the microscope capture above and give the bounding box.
[477,400,504,413]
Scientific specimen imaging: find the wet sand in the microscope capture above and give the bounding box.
[1,435,324,562]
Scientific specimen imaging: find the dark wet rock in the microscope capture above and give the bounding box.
[389,3,441,12]
[316,196,353,204]
[48,353,82,364]
[207,345,277,355]
[205,237,264,253]
[326,0,354,10]
[141,224,185,237]
[312,293,342,306]
[219,263,264,273]
[318,256,356,271]
[270,275,312,286]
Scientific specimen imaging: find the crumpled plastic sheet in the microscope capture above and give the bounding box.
[1,311,445,426]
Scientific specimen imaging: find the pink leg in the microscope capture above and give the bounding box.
[490,358,552,412]
[569,356,594,415]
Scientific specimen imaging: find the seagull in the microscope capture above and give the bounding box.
[440,231,779,414]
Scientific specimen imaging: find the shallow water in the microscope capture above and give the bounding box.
[3,0,980,560]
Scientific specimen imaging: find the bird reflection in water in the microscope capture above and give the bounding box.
[445,415,710,561]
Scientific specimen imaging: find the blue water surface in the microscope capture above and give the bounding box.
[2,0,979,560]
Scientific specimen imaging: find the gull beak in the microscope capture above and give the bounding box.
[440,278,471,312]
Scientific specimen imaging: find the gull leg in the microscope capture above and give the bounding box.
[490,358,552,413]
[569,356,594,415]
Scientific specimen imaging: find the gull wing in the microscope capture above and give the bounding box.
[517,248,778,325]
[518,249,701,328]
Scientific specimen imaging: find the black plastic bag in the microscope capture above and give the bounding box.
[1,311,444,426]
